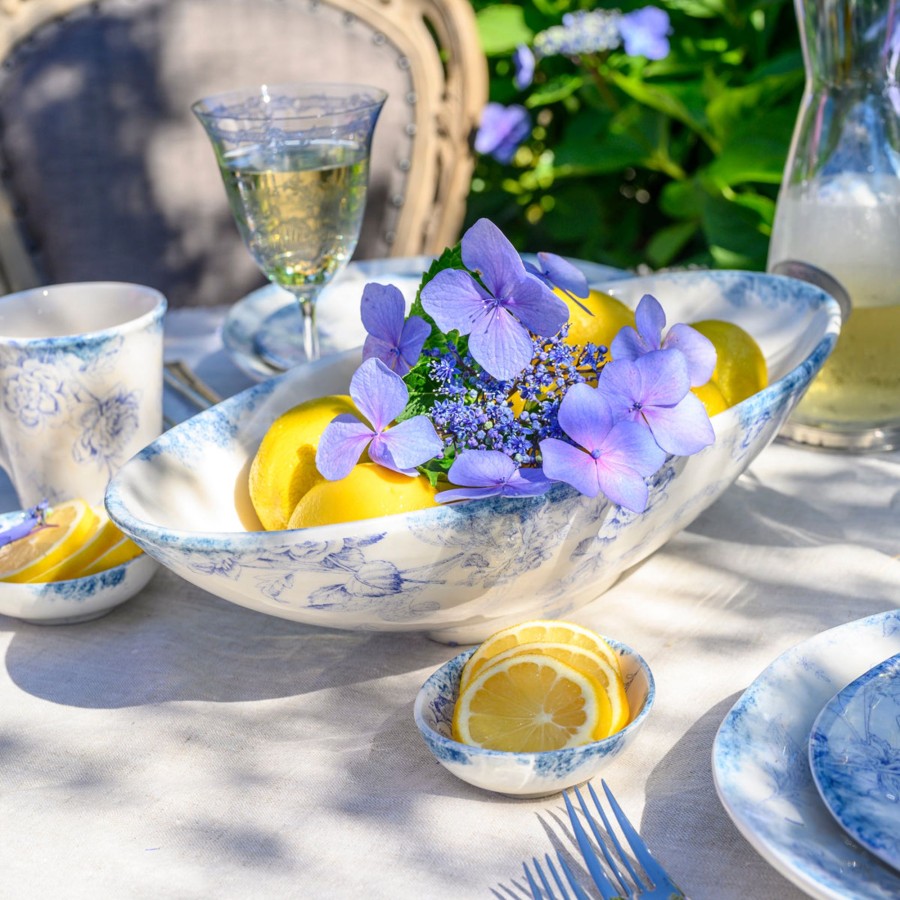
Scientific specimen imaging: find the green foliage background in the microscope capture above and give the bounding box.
[463,0,805,273]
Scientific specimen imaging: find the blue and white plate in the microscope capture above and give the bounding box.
[222,255,631,381]
[713,610,900,900]
[809,653,900,874]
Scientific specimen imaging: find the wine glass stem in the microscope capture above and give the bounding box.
[292,290,320,362]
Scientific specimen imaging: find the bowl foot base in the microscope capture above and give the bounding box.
[21,608,116,625]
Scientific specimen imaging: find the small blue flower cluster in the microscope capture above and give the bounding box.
[425,327,607,466]
[533,10,621,59]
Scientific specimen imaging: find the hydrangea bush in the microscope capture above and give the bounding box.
[467,0,804,273]
[315,218,716,514]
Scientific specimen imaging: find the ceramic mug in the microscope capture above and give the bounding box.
[0,282,166,506]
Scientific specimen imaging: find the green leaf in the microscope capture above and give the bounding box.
[645,221,699,268]
[476,5,533,56]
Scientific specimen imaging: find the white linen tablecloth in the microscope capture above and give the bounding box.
[0,307,897,899]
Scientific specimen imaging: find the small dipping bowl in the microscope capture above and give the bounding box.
[414,638,654,798]
[0,510,158,624]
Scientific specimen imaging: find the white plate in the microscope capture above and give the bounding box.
[712,610,900,899]
[809,653,900,873]
[222,255,631,381]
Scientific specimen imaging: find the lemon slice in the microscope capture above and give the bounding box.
[452,653,608,751]
[36,510,124,582]
[459,620,620,690]
[77,535,143,578]
[0,499,100,583]
[477,641,629,737]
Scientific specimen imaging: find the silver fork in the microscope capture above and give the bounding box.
[562,781,686,899]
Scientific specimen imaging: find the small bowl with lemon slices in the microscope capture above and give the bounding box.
[414,621,655,798]
[0,499,157,624]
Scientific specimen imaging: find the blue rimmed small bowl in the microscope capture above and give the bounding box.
[0,510,158,624]
[413,637,655,798]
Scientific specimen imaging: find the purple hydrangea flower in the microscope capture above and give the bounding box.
[420,218,569,380]
[610,293,715,387]
[513,45,536,90]
[360,282,430,375]
[539,382,666,512]
[316,358,443,480]
[436,450,552,503]
[534,10,621,57]
[618,7,672,60]
[474,103,532,164]
[600,350,715,456]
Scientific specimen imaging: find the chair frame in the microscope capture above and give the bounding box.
[0,0,487,295]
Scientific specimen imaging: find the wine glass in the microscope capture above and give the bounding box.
[192,83,387,368]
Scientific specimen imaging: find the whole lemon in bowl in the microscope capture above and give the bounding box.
[691,319,768,408]
[249,394,357,530]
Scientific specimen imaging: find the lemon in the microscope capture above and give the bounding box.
[477,641,629,736]
[0,499,100,583]
[556,287,635,352]
[77,535,143,577]
[459,619,620,690]
[451,653,608,751]
[691,379,730,418]
[250,394,358,531]
[690,320,768,408]
[37,510,124,582]
[287,462,438,529]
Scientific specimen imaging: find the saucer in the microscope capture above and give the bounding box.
[222,256,631,381]
[809,652,900,873]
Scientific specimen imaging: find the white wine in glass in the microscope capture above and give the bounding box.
[193,83,386,368]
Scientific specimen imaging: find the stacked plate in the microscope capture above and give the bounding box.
[713,610,900,899]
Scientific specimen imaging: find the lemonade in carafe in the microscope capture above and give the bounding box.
[768,0,900,451]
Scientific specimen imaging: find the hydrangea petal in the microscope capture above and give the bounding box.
[447,448,517,486]
[468,306,535,380]
[506,276,569,338]
[315,418,375,480]
[349,358,410,432]
[368,416,443,474]
[609,324,646,362]
[635,350,690,407]
[663,323,716,386]
[641,393,714,456]
[461,218,527,300]
[555,382,614,451]
[539,437,603,497]
[420,268,489,335]
[634,294,666,349]
[599,419,667,478]
[360,282,404,345]
[534,252,589,298]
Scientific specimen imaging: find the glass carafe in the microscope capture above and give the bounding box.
[768,0,900,451]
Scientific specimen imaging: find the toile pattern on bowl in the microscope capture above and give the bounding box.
[105,269,840,643]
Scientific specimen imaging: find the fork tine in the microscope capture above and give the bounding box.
[523,859,545,899]
[542,854,572,900]
[534,856,559,898]
[583,783,645,890]
[562,790,623,900]
[598,779,686,898]
[553,852,592,900]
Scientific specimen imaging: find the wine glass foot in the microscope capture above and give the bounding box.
[253,304,312,371]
